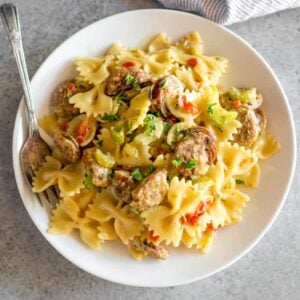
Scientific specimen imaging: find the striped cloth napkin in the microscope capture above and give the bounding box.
[158,0,300,25]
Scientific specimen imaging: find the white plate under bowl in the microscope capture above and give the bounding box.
[12,9,296,287]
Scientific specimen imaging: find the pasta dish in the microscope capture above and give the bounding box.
[33,32,280,260]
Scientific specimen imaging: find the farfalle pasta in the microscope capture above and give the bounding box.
[33,32,280,260]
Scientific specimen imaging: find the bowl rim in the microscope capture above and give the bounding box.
[12,8,297,287]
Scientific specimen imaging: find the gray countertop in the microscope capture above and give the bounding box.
[0,0,299,299]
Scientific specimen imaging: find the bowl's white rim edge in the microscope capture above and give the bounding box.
[12,8,297,288]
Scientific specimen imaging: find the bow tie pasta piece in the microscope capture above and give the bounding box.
[175,31,203,56]
[147,32,171,53]
[234,163,260,188]
[208,189,249,228]
[193,55,228,87]
[49,189,102,249]
[97,128,121,158]
[75,56,112,85]
[251,133,281,160]
[121,88,151,132]
[142,177,213,247]
[117,47,146,67]
[144,49,174,77]
[175,67,201,91]
[69,83,114,117]
[218,142,258,180]
[86,190,144,245]
[32,156,84,197]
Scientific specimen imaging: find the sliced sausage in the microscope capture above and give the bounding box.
[105,66,151,96]
[233,108,266,148]
[82,148,111,187]
[52,80,92,118]
[174,126,217,177]
[130,238,169,260]
[111,170,136,203]
[131,169,169,211]
[150,75,183,117]
[53,133,80,164]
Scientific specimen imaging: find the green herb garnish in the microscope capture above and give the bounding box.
[172,158,183,168]
[146,124,156,134]
[103,113,119,121]
[145,114,155,123]
[217,127,223,133]
[146,165,156,175]
[113,125,123,132]
[132,81,140,90]
[131,168,144,182]
[215,56,224,61]
[163,122,171,134]
[235,179,245,185]
[184,159,197,170]
[124,74,135,85]
[160,80,168,89]
[113,92,129,101]
[83,174,95,190]
[207,103,217,114]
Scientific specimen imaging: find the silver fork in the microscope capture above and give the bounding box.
[1,3,59,210]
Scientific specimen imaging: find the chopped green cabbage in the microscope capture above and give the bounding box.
[204,86,237,125]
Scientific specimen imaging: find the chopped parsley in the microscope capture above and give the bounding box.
[146,124,156,134]
[102,113,119,121]
[124,74,140,90]
[97,140,103,148]
[144,114,155,123]
[207,103,217,114]
[236,179,245,185]
[124,74,135,85]
[163,122,171,134]
[131,168,144,182]
[172,157,183,168]
[83,174,95,190]
[144,114,156,135]
[153,111,161,117]
[132,81,140,90]
[215,56,224,61]
[146,165,156,175]
[184,159,197,170]
[112,92,129,101]
[160,80,169,89]
[113,125,123,132]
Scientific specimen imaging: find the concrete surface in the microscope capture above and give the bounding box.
[0,0,299,299]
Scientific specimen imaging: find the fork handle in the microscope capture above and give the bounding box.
[0,3,38,135]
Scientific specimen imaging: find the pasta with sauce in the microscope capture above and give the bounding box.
[34,32,280,260]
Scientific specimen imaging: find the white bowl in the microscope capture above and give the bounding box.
[12,9,296,287]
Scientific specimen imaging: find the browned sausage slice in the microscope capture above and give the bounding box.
[233,108,267,148]
[174,126,217,177]
[82,148,111,187]
[150,75,183,117]
[53,133,80,164]
[111,170,136,203]
[130,238,169,260]
[130,169,169,211]
[105,66,151,96]
[52,80,92,118]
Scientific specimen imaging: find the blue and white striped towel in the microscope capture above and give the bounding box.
[158,0,300,25]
